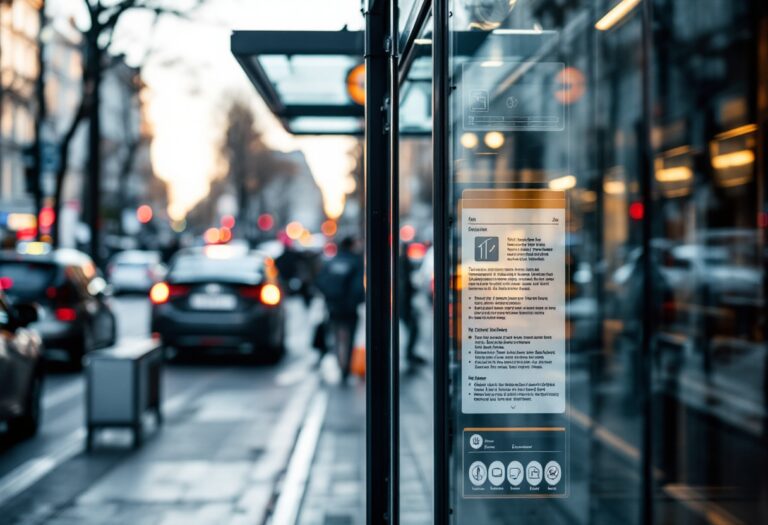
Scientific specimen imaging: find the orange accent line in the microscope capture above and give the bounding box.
[463,427,566,432]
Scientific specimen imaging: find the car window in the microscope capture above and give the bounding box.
[0,262,59,300]
[170,255,263,283]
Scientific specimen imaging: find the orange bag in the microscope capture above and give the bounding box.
[350,345,366,377]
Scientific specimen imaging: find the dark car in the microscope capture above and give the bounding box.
[0,248,117,368]
[150,245,286,361]
[0,292,44,439]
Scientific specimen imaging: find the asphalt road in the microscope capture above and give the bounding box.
[0,294,329,524]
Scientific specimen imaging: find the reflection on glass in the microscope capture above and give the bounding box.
[443,0,767,524]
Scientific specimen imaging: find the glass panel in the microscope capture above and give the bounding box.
[649,1,765,523]
[442,0,767,524]
[258,55,361,105]
[398,11,434,525]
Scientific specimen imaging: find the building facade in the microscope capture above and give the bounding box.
[0,0,40,216]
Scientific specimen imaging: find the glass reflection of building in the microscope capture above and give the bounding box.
[440,0,768,523]
[0,0,40,206]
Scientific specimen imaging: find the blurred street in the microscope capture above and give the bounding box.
[0,295,369,525]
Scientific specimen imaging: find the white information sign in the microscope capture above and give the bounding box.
[460,190,566,414]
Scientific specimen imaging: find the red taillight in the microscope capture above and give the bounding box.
[239,285,262,300]
[0,276,13,289]
[150,282,189,304]
[239,284,281,306]
[55,307,77,322]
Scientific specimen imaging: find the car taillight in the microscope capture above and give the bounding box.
[260,284,281,306]
[239,285,262,300]
[150,282,189,304]
[239,284,281,306]
[55,307,77,322]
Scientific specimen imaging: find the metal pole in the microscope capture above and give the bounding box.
[365,1,393,524]
[433,0,450,522]
[33,0,47,239]
[0,1,5,199]
[388,1,399,523]
[639,0,655,523]
[86,17,102,265]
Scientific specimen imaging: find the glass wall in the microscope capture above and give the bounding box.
[440,0,768,523]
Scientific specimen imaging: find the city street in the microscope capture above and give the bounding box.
[0,296,368,525]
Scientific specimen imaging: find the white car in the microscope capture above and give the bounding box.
[108,250,167,294]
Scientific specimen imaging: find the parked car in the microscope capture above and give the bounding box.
[107,250,166,294]
[0,248,117,368]
[150,245,286,361]
[0,291,44,439]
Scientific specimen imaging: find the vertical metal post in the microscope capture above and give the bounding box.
[388,1,400,523]
[0,0,5,192]
[365,1,393,524]
[86,14,103,265]
[433,0,450,523]
[755,0,768,436]
[33,0,47,238]
[639,0,655,523]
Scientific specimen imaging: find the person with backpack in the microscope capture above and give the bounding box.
[315,236,365,382]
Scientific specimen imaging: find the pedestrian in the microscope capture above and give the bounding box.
[315,236,364,382]
[400,243,425,367]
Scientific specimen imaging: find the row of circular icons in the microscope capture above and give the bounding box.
[468,460,561,487]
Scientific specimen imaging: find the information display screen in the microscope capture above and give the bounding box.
[458,189,569,499]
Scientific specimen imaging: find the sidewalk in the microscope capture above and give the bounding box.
[297,295,435,525]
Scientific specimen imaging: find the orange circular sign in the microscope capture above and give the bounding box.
[346,63,366,105]
[554,66,586,105]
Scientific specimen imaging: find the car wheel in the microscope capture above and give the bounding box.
[108,312,117,347]
[264,326,286,364]
[11,372,42,439]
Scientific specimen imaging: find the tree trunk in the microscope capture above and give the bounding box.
[52,98,87,248]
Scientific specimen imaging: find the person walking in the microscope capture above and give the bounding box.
[400,244,425,367]
[315,237,365,382]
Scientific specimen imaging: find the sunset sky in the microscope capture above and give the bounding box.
[48,0,364,220]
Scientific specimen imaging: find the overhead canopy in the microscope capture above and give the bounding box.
[231,22,489,136]
[231,30,366,135]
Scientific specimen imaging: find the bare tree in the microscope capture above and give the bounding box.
[219,99,297,240]
[50,0,203,262]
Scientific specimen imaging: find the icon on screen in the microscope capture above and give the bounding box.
[474,237,499,262]
[470,90,489,112]
[473,466,484,481]
[468,461,487,486]
[470,434,483,449]
[508,461,525,486]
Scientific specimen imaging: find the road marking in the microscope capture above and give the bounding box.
[0,428,84,506]
[274,353,316,387]
[268,389,328,525]
[42,379,84,411]
[0,369,221,509]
